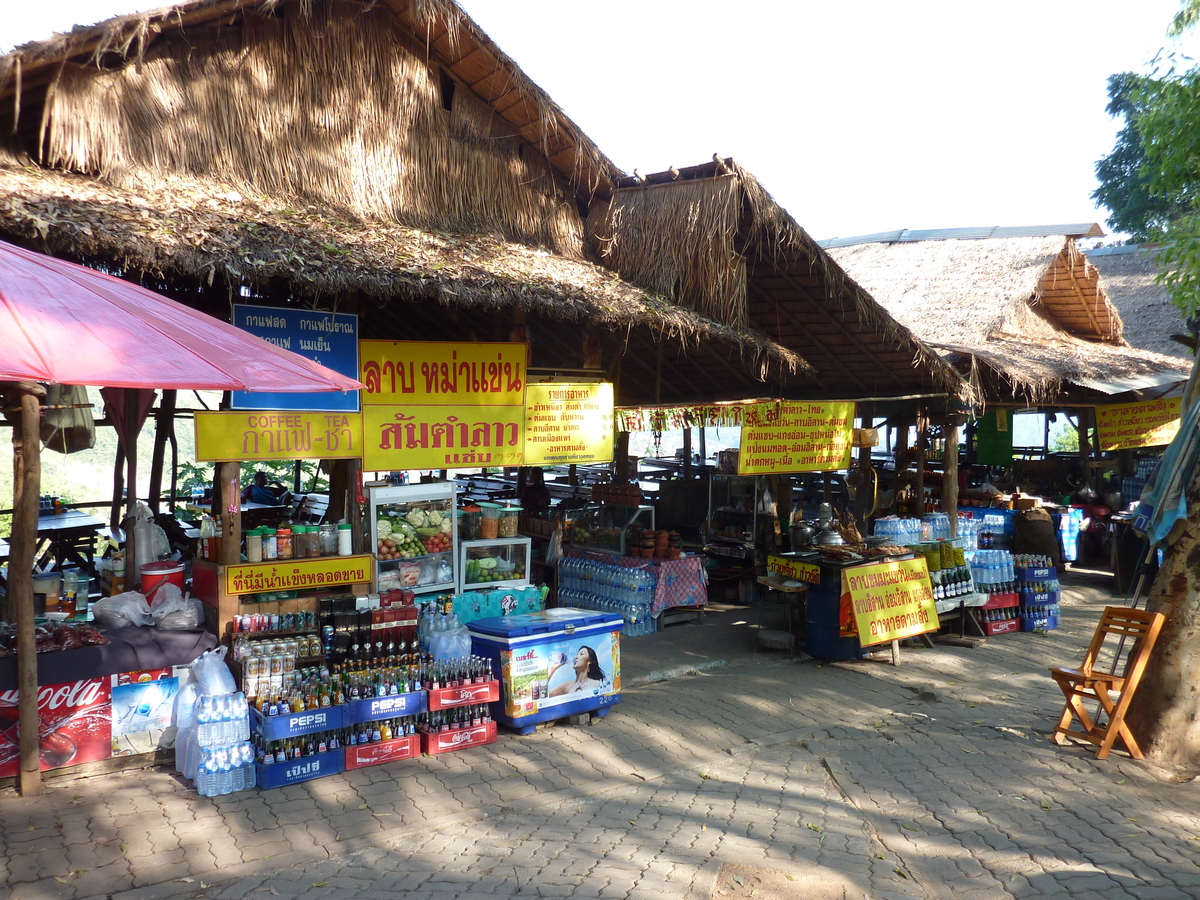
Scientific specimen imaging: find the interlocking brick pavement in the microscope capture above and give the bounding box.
[3,571,1200,900]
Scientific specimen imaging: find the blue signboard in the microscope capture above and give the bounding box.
[231,304,360,411]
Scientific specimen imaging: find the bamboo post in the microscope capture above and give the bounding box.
[123,389,139,587]
[216,461,242,566]
[944,419,961,537]
[147,390,175,514]
[915,409,928,517]
[12,383,44,795]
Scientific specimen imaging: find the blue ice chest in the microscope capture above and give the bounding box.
[469,608,624,735]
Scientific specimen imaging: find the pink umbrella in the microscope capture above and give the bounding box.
[0,238,363,392]
[0,238,364,796]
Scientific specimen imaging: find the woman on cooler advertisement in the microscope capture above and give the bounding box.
[548,645,608,697]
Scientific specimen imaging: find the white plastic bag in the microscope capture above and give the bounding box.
[90,591,152,628]
[149,583,204,631]
[430,614,471,661]
[191,646,236,696]
[545,523,563,565]
[174,682,200,779]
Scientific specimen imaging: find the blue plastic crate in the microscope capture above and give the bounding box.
[346,691,427,724]
[1021,612,1059,632]
[250,705,349,742]
[1016,567,1056,583]
[256,749,344,789]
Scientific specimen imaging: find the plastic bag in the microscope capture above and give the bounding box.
[191,646,236,696]
[149,583,205,631]
[174,682,200,779]
[545,523,563,565]
[91,591,152,628]
[429,614,471,661]
[40,383,96,455]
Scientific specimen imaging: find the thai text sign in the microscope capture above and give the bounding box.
[738,401,855,474]
[224,555,374,595]
[231,305,360,412]
[842,557,938,647]
[194,411,363,462]
[766,554,821,585]
[1096,397,1182,451]
[524,383,614,465]
[362,405,525,471]
[360,341,526,406]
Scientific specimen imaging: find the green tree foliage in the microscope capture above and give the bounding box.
[1092,72,1190,241]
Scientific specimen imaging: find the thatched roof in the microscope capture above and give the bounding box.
[1086,245,1195,360]
[0,0,620,258]
[823,232,1189,402]
[0,160,802,406]
[585,159,974,405]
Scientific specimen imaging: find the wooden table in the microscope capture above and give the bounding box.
[32,510,105,576]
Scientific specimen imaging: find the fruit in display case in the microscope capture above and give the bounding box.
[421,532,452,553]
[376,535,425,559]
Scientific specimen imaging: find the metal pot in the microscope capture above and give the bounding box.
[813,527,845,547]
[790,521,819,550]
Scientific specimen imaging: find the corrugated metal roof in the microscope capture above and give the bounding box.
[1084,243,1162,257]
[818,223,1104,249]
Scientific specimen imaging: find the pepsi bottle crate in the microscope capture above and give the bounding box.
[250,704,349,742]
[1021,611,1059,632]
[421,720,498,755]
[427,680,500,711]
[346,690,427,724]
[1016,566,1056,582]
[256,748,344,789]
[1021,589,1060,606]
[344,733,421,770]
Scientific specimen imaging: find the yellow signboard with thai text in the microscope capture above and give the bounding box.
[842,557,938,647]
[738,401,855,474]
[1096,397,1181,451]
[224,555,374,595]
[362,405,525,471]
[524,383,614,466]
[766,554,821,585]
[194,411,363,462]
[360,341,527,407]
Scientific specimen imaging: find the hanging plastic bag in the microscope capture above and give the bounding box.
[545,523,563,565]
[191,646,236,696]
[40,383,96,454]
[90,591,152,628]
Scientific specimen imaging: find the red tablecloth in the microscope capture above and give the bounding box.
[567,549,708,616]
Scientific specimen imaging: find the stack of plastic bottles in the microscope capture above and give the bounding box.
[417,601,471,660]
[1014,554,1060,631]
[556,557,655,636]
[194,693,255,796]
[1059,508,1084,563]
[955,516,980,551]
[922,513,952,541]
[968,549,1016,595]
[872,517,922,545]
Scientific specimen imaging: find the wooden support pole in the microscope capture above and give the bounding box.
[855,405,875,525]
[915,408,929,516]
[329,459,350,524]
[147,390,176,514]
[1077,408,1092,490]
[698,427,707,473]
[568,464,578,487]
[215,461,241,566]
[616,431,630,484]
[12,384,44,795]
[944,419,961,536]
[124,390,139,586]
[683,428,692,479]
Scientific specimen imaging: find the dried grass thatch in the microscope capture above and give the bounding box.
[0,160,802,393]
[1088,246,1194,359]
[586,159,973,403]
[0,0,619,258]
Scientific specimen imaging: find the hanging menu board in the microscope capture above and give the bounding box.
[524,383,614,466]
[1096,398,1182,451]
[737,401,855,475]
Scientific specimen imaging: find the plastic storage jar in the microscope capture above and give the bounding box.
[481,507,499,540]
[498,507,521,538]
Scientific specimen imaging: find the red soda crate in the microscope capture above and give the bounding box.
[427,680,500,711]
[421,720,497,755]
[982,618,1020,636]
[344,733,421,770]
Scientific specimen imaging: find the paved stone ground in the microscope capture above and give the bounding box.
[4,568,1200,900]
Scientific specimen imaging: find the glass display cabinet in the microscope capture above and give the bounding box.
[458,537,532,592]
[569,505,655,556]
[368,482,457,595]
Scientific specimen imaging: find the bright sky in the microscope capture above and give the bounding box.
[5,1,1200,239]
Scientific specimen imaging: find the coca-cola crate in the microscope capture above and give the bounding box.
[346,691,427,724]
[256,748,344,789]
[982,592,1019,609]
[982,618,1020,636]
[420,720,497,755]
[344,733,421,769]
[250,704,349,742]
[427,680,500,711]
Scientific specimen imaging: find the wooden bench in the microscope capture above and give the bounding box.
[1049,606,1165,759]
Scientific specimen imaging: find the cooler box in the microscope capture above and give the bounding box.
[469,608,623,735]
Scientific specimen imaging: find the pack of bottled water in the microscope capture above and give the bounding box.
[872,517,922,546]
[556,557,656,636]
[192,692,255,796]
[967,549,1016,593]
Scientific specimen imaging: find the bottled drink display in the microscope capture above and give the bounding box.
[193,691,255,796]
[555,557,654,635]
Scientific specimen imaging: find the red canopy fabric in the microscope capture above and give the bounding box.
[0,239,363,393]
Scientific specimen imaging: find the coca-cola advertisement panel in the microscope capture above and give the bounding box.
[0,678,113,777]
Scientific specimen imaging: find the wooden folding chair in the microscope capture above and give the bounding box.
[1049,606,1165,759]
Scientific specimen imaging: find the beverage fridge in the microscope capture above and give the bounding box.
[368,482,458,596]
[468,608,623,735]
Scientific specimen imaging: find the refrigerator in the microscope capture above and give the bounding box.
[469,608,623,735]
[368,482,458,596]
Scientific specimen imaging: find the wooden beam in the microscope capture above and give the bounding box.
[1061,255,1108,340]
[944,419,960,534]
[12,384,44,795]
